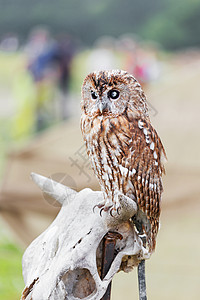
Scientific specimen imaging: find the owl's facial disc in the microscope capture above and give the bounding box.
[81,70,135,117]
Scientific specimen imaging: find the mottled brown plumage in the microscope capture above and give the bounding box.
[81,70,166,252]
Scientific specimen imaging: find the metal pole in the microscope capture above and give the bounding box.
[100,231,123,300]
[137,259,147,300]
[137,234,147,300]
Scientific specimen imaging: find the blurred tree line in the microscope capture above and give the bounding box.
[0,0,200,50]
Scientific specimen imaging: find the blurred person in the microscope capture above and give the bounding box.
[11,27,58,138]
[24,27,53,64]
[26,31,76,131]
[54,34,77,119]
[25,28,58,132]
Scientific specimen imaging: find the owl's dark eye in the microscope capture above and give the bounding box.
[108,89,120,100]
[91,91,98,100]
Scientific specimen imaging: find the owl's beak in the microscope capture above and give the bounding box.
[98,101,107,113]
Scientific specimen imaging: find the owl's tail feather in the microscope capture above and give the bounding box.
[148,218,159,253]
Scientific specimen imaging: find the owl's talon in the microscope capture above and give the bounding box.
[93,201,107,213]
[110,208,116,217]
[93,204,99,213]
[93,197,121,217]
[117,207,121,215]
[100,205,114,216]
[110,209,114,217]
[100,208,104,217]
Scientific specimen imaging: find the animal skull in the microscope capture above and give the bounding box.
[21,173,149,300]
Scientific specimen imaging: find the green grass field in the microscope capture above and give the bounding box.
[0,225,24,300]
[0,52,27,300]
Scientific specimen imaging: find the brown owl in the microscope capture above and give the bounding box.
[81,70,166,252]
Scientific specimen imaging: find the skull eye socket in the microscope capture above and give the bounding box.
[91,91,98,100]
[108,89,120,100]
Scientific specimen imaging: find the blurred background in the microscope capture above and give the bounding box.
[0,0,200,299]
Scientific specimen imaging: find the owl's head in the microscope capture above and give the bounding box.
[81,70,149,118]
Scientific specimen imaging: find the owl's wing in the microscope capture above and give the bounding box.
[120,117,167,251]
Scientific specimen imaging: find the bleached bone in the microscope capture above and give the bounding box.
[21,173,149,300]
[31,172,77,205]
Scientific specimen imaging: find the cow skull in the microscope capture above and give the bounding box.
[21,173,149,300]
